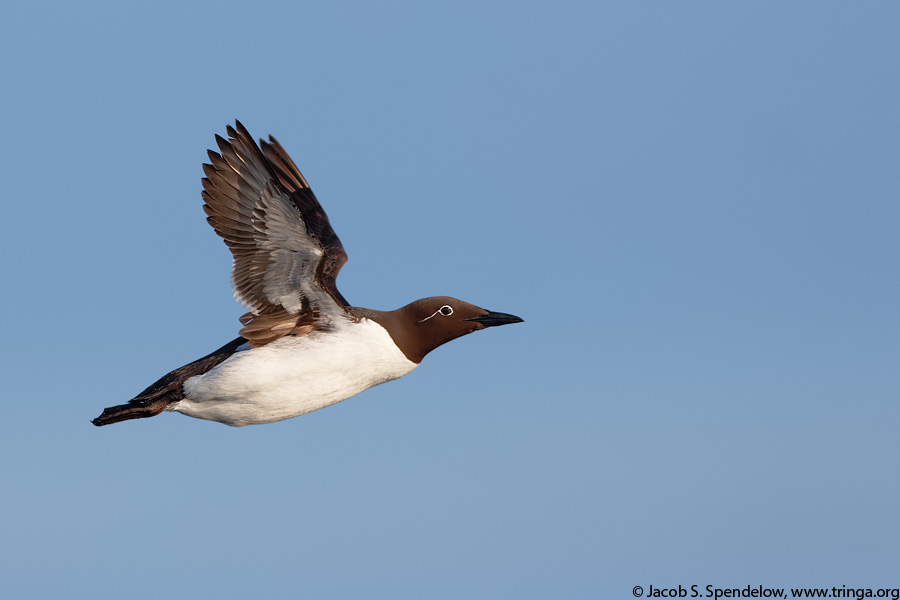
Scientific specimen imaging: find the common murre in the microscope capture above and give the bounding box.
[93,121,523,427]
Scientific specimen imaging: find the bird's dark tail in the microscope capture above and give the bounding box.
[92,337,247,427]
[92,394,176,426]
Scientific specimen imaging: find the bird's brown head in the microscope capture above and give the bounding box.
[361,296,523,364]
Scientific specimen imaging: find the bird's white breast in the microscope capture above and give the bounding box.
[171,318,417,426]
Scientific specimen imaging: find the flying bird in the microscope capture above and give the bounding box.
[93,121,522,427]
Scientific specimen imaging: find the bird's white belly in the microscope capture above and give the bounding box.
[171,319,417,426]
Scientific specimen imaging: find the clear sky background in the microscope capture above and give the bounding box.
[2,2,898,598]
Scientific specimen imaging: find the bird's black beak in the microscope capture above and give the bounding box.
[465,311,524,327]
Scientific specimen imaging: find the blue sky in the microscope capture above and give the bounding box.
[2,1,898,597]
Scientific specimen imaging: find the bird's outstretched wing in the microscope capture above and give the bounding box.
[201,120,351,347]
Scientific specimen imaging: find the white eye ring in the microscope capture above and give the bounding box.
[419,305,455,322]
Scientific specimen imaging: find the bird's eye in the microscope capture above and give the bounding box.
[439,305,453,316]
